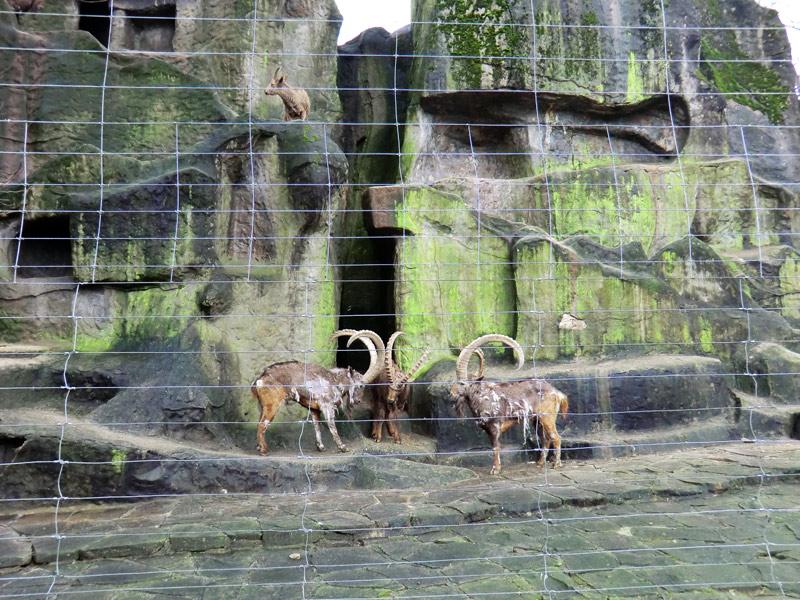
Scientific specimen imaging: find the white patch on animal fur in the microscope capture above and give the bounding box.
[490,390,502,416]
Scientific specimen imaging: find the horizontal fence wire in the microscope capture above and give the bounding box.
[1,1,799,599]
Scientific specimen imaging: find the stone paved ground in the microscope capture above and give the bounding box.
[1,441,799,599]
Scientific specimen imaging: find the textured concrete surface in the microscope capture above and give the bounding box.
[1,441,799,599]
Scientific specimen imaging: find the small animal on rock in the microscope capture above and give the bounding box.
[334,329,430,444]
[264,66,310,121]
[251,337,380,453]
[450,334,569,475]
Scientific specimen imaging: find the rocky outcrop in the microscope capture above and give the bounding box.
[1,0,799,478]
[342,0,800,464]
[0,1,348,446]
[348,0,800,367]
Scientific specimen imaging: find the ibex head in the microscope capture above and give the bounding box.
[384,332,430,403]
[328,329,383,387]
[267,66,288,90]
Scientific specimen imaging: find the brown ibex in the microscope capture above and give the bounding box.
[264,66,310,121]
[251,334,380,454]
[332,329,429,444]
[450,334,569,474]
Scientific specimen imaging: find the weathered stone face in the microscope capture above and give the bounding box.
[401,0,798,184]
[2,0,800,469]
[0,2,349,444]
[170,0,343,121]
[335,0,800,462]
[349,0,800,373]
[8,0,342,120]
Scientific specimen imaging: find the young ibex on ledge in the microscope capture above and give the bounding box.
[450,334,569,474]
[331,329,430,444]
[251,334,380,454]
[264,66,310,121]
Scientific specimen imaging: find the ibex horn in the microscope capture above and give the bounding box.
[329,329,381,384]
[385,331,405,385]
[455,334,524,382]
[345,329,385,384]
[471,348,485,379]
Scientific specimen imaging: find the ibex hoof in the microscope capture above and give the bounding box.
[490,466,501,475]
[393,437,402,445]
[338,445,349,453]
[316,443,325,452]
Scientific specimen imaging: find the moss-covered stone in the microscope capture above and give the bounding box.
[392,186,516,369]
[514,236,680,360]
[0,29,233,179]
[69,168,216,283]
[778,251,800,323]
[453,159,787,255]
[433,0,530,90]
[513,232,796,361]
[698,36,790,125]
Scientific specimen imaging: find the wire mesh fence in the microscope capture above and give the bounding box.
[1,0,799,598]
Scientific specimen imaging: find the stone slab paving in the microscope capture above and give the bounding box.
[1,441,799,599]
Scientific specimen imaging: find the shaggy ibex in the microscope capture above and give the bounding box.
[264,66,310,121]
[332,329,430,444]
[450,334,569,474]
[251,334,380,454]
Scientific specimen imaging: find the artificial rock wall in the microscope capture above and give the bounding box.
[1,0,800,458]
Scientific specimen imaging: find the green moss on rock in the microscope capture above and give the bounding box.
[514,238,679,360]
[513,232,795,362]
[393,186,516,369]
[698,37,790,124]
[778,252,800,323]
[435,0,529,89]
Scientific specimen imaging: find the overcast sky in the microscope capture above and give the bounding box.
[335,0,410,44]
[335,0,799,76]
[757,0,800,73]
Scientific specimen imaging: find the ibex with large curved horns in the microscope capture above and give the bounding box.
[450,334,569,474]
[251,333,381,454]
[336,330,430,444]
[264,66,311,121]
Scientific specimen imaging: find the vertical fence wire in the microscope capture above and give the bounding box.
[0,4,799,599]
[11,121,27,284]
[89,0,115,284]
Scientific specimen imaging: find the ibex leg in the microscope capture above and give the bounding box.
[309,408,326,452]
[537,415,561,468]
[322,404,348,452]
[385,415,401,444]
[485,421,503,475]
[255,385,284,454]
[370,398,385,443]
